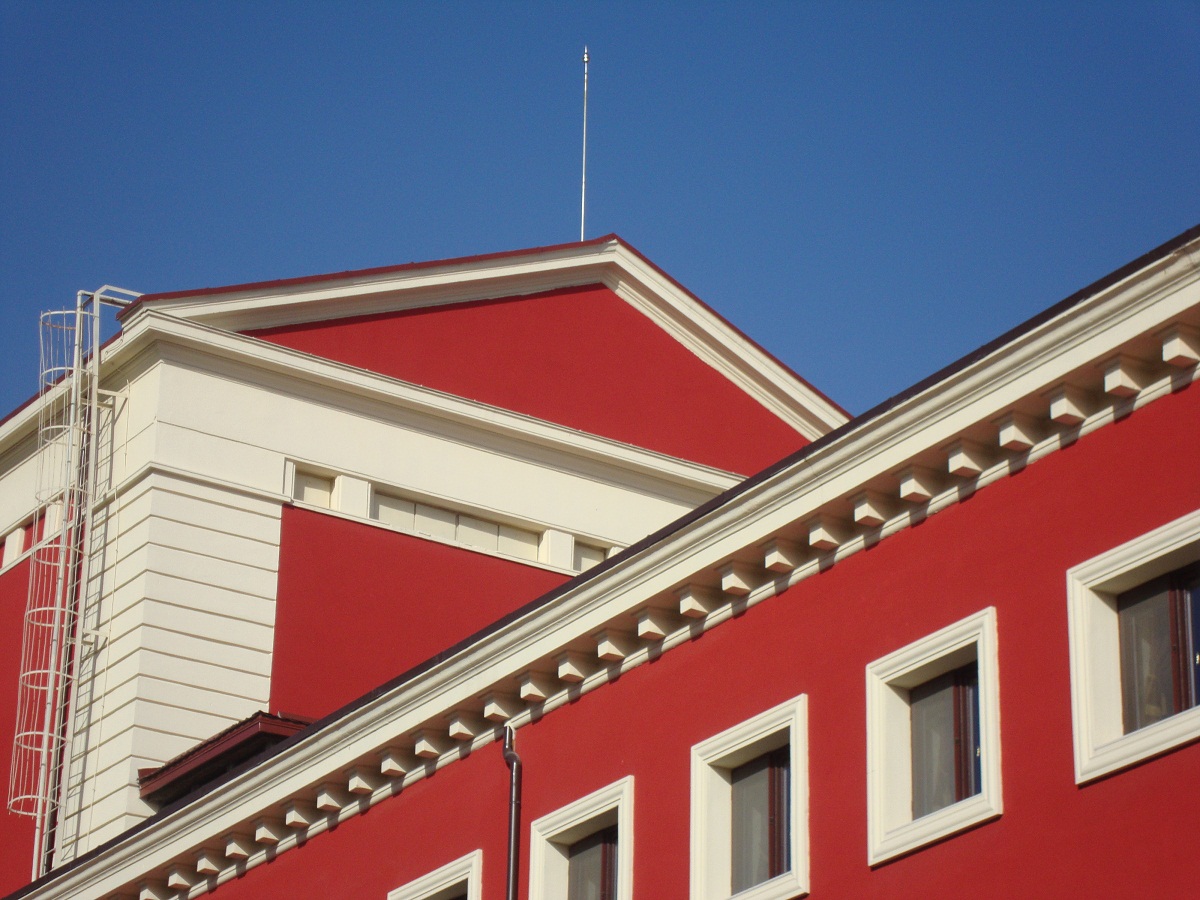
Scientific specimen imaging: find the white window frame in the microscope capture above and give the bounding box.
[387,849,482,900]
[528,776,634,900]
[1067,508,1200,783]
[690,695,808,900]
[865,607,1002,865]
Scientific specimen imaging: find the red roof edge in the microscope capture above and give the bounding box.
[116,233,623,321]
[136,711,311,805]
[112,231,847,420]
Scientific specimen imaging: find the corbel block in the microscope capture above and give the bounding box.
[852,491,894,527]
[898,466,941,502]
[223,833,255,860]
[1102,355,1153,397]
[762,538,804,573]
[946,440,989,477]
[677,584,721,619]
[380,747,419,777]
[348,765,385,794]
[284,800,319,828]
[595,629,640,661]
[1162,324,1200,368]
[807,515,852,551]
[194,849,224,876]
[557,650,592,683]
[447,711,488,741]
[718,561,758,596]
[412,730,452,760]
[253,817,288,845]
[166,865,197,890]
[315,782,351,811]
[518,671,557,703]
[1048,385,1092,425]
[482,692,523,722]
[636,607,677,641]
[137,881,172,900]
[997,412,1041,451]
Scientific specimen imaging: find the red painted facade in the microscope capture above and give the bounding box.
[0,560,34,897]
[246,285,808,475]
[205,382,1200,897]
[270,507,569,721]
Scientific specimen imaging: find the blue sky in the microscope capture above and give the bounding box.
[1,2,1197,422]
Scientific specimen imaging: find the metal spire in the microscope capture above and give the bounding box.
[580,46,589,242]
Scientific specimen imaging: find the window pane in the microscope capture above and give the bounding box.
[574,542,607,572]
[294,472,333,507]
[1119,579,1176,731]
[911,671,956,818]
[567,825,617,900]
[911,663,979,819]
[731,746,789,892]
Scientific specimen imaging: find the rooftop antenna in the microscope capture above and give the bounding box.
[580,45,589,242]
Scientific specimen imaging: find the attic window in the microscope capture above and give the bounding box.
[371,489,542,563]
[138,712,310,808]
[294,471,334,508]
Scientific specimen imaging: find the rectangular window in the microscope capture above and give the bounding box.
[730,746,790,893]
[910,663,980,819]
[866,608,1001,865]
[386,849,481,900]
[567,824,618,900]
[1118,563,1200,733]
[690,696,807,900]
[530,777,633,900]
[1067,511,1200,782]
[574,542,607,572]
[293,471,333,508]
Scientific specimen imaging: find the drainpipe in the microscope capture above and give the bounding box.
[502,725,522,900]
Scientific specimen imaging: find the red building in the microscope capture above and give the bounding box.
[1,226,1198,899]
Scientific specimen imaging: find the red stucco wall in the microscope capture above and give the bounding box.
[148,382,1200,897]
[270,508,569,721]
[0,559,35,897]
[246,285,811,475]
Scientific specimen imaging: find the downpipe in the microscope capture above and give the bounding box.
[503,725,522,900]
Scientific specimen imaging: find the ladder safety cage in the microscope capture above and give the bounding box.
[7,286,139,880]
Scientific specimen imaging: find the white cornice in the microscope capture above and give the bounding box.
[114,312,742,498]
[119,238,848,441]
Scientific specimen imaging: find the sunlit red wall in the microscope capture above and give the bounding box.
[160,382,1200,897]
[0,559,35,896]
[246,285,814,475]
[270,507,569,721]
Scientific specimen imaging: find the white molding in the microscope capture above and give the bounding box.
[1066,509,1200,783]
[116,238,847,440]
[865,608,1002,865]
[110,311,743,496]
[387,849,482,900]
[528,776,634,900]
[690,696,808,900]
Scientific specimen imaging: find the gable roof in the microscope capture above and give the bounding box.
[117,235,849,443]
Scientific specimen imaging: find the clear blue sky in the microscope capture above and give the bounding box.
[2,2,1197,422]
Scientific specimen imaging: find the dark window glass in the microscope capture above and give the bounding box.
[910,663,980,819]
[1119,563,1200,733]
[731,745,790,892]
[567,824,617,900]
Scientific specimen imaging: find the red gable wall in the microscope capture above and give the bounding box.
[0,560,35,897]
[270,507,569,721]
[245,285,809,475]
[208,380,1200,898]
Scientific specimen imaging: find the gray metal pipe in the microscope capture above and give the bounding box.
[502,725,522,900]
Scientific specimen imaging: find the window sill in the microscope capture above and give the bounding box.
[729,870,806,900]
[1079,705,1200,782]
[869,792,1000,866]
